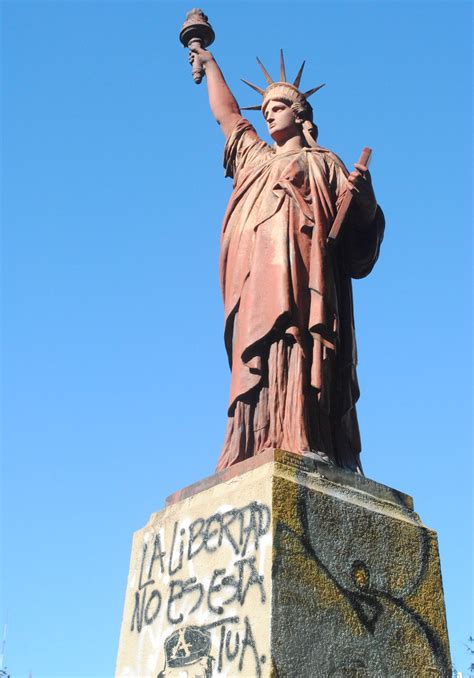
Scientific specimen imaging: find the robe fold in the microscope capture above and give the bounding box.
[217,117,384,473]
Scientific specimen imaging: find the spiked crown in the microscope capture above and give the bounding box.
[241,50,325,116]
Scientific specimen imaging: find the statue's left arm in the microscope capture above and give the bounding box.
[346,161,378,225]
[335,160,385,278]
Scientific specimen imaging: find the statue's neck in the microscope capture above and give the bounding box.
[274,134,306,155]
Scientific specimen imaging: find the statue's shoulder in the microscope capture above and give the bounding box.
[224,116,272,179]
[307,146,349,175]
[226,116,272,154]
[227,116,262,143]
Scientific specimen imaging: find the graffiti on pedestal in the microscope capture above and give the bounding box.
[271,482,451,677]
[156,617,266,678]
[128,500,270,677]
[157,626,213,678]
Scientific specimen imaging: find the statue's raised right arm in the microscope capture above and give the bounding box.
[189,46,241,139]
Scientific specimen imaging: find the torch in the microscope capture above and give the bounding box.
[179,8,215,84]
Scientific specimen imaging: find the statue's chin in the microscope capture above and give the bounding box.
[269,128,304,146]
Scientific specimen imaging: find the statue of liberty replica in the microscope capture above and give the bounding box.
[115,11,451,677]
[185,13,385,475]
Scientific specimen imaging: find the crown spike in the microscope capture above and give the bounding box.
[280,49,286,82]
[241,105,263,111]
[293,60,305,88]
[241,78,266,95]
[304,83,326,98]
[256,57,273,85]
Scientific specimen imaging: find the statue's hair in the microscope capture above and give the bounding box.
[290,99,313,123]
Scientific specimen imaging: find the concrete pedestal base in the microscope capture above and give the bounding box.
[116,450,451,677]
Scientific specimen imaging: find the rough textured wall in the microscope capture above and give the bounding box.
[271,454,451,677]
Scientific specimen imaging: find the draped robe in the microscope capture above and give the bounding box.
[216,117,384,473]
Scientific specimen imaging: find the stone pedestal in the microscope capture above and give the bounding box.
[115,450,451,677]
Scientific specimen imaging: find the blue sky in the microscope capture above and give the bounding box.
[2,1,472,676]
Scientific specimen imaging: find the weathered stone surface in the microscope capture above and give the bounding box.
[116,451,451,677]
[270,452,451,677]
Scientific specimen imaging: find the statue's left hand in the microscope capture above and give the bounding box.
[346,163,377,224]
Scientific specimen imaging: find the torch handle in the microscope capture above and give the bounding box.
[188,37,204,84]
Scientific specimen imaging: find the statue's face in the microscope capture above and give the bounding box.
[263,99,300,143]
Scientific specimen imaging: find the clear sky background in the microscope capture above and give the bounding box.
[2,1,472,676]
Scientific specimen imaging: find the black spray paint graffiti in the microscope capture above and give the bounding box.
[131,555,266,633]
[271,484,451,677]
[212,616,265,678]
[166,556,266,625]
[130,501,270,636]
[157,618,266,678]
[157,625,213,678]
[172,500,271,575]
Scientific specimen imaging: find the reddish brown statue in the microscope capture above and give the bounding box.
[186,22,384,474]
